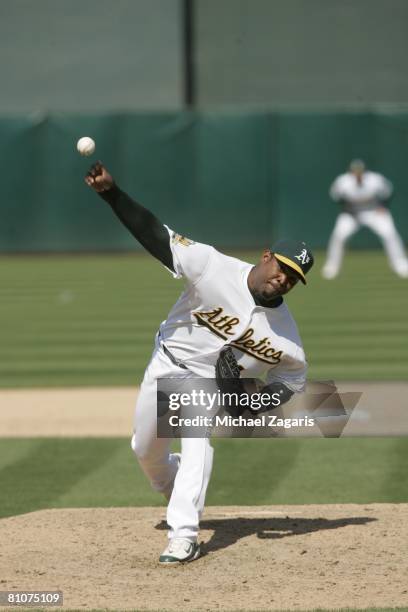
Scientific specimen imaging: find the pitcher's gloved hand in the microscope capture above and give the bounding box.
[215,347,245,416]
[215,346,241,381]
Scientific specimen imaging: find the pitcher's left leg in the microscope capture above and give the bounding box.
[166,436,214,542]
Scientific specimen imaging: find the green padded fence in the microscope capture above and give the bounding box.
[1,111,408,253]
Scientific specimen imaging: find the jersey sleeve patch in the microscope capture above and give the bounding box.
[171,233,195,247]
[164,225,213,283]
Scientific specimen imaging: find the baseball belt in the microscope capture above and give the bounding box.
[161,342,188,370]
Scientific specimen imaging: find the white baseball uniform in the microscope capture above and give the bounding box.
[322,170,408,278]
[131,227,307,542]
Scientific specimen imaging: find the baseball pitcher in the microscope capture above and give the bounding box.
[85,162,314,564]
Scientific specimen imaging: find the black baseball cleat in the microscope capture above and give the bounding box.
[159,538,201,565]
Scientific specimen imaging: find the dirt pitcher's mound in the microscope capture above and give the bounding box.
[0,504,407,611]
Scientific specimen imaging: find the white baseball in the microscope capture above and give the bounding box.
[77,136,95,157]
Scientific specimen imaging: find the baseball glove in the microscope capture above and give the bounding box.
[215,347,245,416]
[215,346,241,381]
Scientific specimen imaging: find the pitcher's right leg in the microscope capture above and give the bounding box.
[131,351,180,498]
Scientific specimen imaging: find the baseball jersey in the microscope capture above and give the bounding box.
[157,227,307,392]
[329,171,392,214]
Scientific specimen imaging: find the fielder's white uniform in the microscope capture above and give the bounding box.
[322,171,408,278]
[131,228,307,542]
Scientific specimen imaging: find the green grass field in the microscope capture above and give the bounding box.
[1,249,407,516]
[1,437,408,519]
[1,249,407,520]
[1,250,407,387]
[1,250,407,611]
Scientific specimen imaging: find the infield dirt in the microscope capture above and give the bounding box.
[0,504,407,610]
[1,381,407,437]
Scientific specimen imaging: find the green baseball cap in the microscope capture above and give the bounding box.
[272,239,314,284]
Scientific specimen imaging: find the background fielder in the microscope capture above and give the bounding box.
[322,159,408,279]
[85,161,314,565]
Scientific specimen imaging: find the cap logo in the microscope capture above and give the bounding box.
[294,248,310,265]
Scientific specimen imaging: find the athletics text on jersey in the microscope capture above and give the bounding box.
[158,226,307,392]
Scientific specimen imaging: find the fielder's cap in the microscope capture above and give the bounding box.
[272,239,314,284]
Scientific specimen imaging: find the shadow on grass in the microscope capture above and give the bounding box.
[155,514,376,555]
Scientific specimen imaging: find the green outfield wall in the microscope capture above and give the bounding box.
[1,111,408,252]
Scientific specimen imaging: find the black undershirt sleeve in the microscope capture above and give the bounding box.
[99,185,175,272]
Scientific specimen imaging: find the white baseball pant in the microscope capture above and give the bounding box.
[131,341,214,542]
[323,209,408,278]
